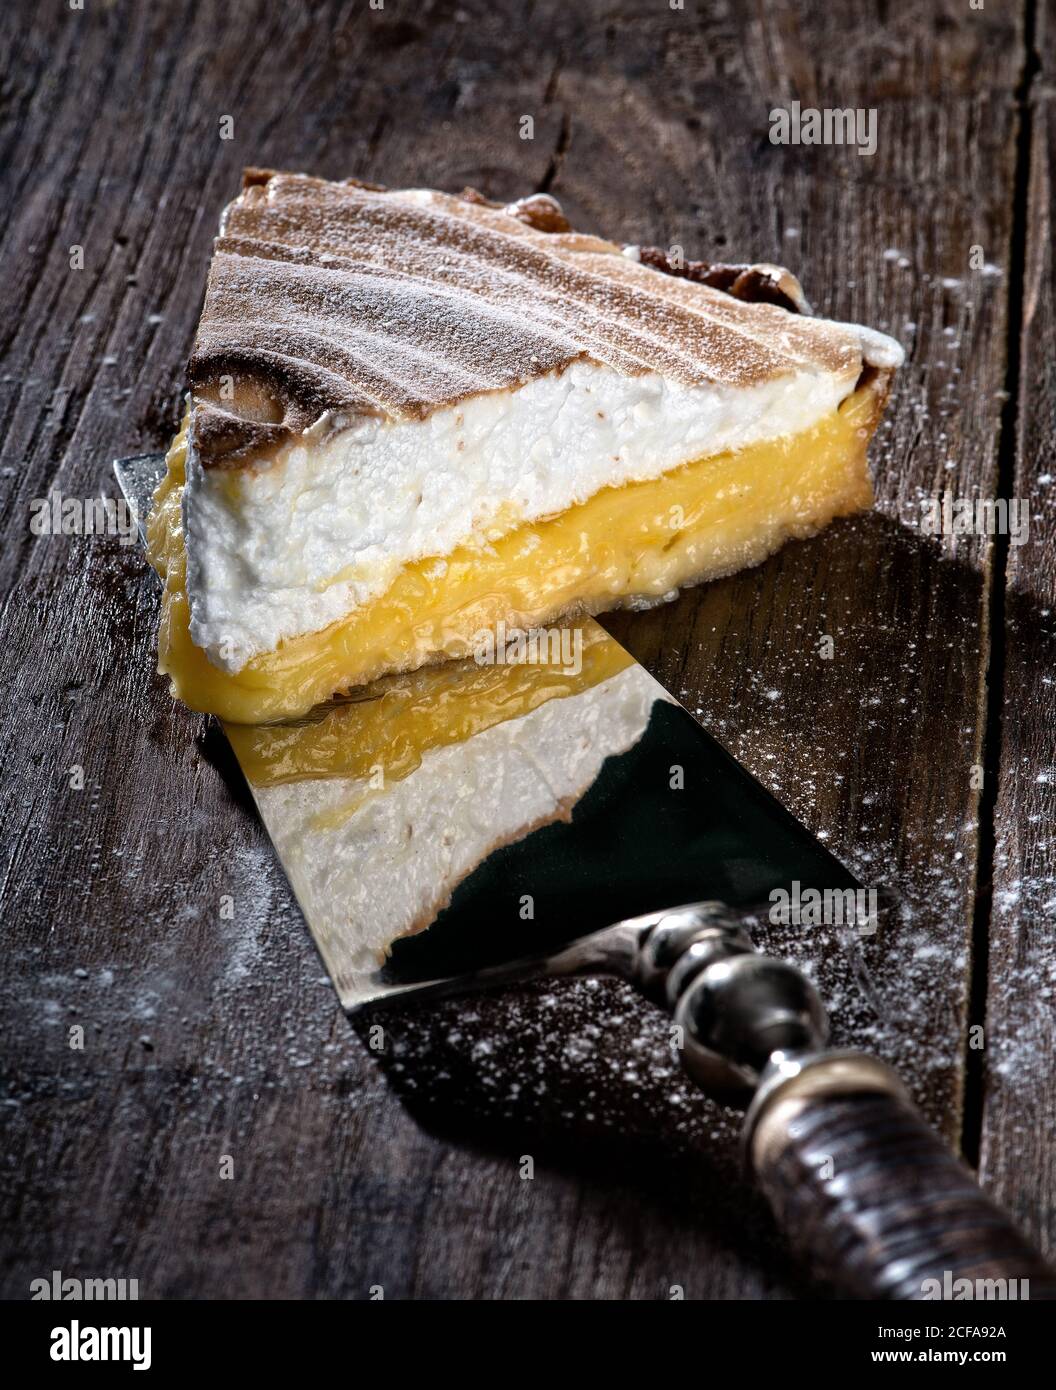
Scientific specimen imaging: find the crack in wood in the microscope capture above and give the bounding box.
[960,0,1041,1170]
[537,110,572,194]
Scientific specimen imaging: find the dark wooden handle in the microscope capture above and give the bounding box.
[752,1088,1056,1300]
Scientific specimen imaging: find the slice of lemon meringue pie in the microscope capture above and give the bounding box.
[148,169,903,724]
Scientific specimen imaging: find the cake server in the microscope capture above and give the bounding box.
[117,452,1054,1300]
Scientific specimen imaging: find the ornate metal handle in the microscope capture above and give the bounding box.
[633,904,1056,1300]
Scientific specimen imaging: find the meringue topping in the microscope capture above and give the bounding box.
[188,169,892,468]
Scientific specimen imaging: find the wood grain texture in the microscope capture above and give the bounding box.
[0,0,1040,1299]
[978,0,1056,1257]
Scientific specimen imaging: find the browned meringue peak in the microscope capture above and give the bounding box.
[634,246,810,315]
[188,170,866,469]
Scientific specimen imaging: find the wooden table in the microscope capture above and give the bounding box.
[2,0,1053,1299]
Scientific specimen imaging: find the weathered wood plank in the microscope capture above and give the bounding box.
[979,2,1056,1260]
[0,0,1029,1299]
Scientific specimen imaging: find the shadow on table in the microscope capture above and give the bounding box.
[347,975,832,1298]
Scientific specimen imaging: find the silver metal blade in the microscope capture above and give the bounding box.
[116,454,866,1016]
[113,454,165,547]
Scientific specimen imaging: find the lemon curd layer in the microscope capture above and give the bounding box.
[149,380,882,724]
